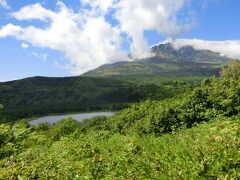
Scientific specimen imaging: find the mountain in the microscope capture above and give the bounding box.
[0,76,179,121]
[84,43,231,77]
[0,43,232,121]
[151,43,229,63]
[1,62,239,179]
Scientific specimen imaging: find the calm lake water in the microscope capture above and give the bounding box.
[29,112,114,125]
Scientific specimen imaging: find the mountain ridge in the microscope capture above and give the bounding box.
[151,42,229,63]
[84,43,231,77]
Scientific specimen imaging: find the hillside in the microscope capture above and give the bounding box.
[84,43,231,77]
[0,43,233,121]
[0,61,239,179]
[0,76,184,121]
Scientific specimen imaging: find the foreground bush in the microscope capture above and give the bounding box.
[0,116,239,179]
[107,60,240,135]
[0,60,239,179]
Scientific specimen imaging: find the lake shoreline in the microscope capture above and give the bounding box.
[30,110,115,120]
[29,111,115,126]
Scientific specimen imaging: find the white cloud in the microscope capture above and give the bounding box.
[80,0,117,14]
[0,23,22,37]
[0,0,10,9]
[172,39,240,59]
[115,0,194,58]
[0,1,194,74]
[0,2,128,74]
[11,3,55,21]
[21,43,29,49]
[32,52,48,61]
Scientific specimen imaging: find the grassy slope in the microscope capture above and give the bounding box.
[84,54,224,78]
[0,116,239,179]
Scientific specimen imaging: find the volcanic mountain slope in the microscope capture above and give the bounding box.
[84,43,231,77]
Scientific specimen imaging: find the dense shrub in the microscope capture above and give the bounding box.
[0,116,239,179]
[106,60,240,135]
[0,61,239,179]
[48,118,79,140]
[184,60,240,119]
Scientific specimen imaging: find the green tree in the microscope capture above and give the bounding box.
[221,60,240,81]
[189,60,240,118]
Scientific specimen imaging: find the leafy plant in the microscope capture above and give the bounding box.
[0,61,239,179]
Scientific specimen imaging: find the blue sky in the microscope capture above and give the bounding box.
[0,0,240,82]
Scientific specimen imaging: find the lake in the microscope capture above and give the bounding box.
[29,112,115,125]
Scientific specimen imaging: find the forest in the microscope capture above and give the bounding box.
[0,74,198,123]
[0,61,239,179]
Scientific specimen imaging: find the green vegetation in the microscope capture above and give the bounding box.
[0,76,196,123]
[0,61,239,179]
[84,58,223,78]
[0,76,181,122]
[0,116,239,179]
